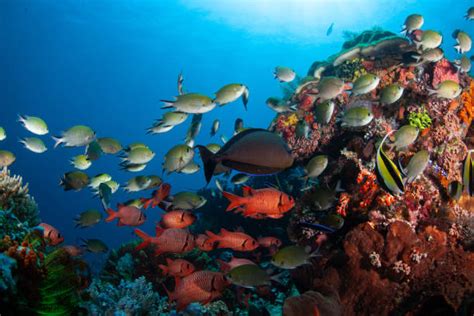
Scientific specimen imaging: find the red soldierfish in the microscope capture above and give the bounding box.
[195,234,215,252]
[160,210,196,229]
[258,237,282,248]
[134,227,195,256]
[217,256,257,273]
[159,258,195,278]
[222,186,295,219]
[38,223,64,246]
[141,183,171,209]
[205,228,258,252]
[105,204,146,226]
[165,271,229,311]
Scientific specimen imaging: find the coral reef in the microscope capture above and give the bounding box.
[293,222,473,315]
[273,27,474,315]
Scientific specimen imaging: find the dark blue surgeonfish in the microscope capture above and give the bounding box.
[196,129,294,183]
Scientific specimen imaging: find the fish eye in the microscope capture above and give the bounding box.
[57,233,61,238]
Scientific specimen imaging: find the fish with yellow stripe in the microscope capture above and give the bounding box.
[463,150,473,196]
[375,131,405,195]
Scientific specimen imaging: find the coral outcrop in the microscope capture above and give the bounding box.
[0,168,39,227]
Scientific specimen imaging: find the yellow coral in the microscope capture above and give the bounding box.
[459,79,473,127]
[282,113,299,127]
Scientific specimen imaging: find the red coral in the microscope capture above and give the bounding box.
[299,94,315,112]
[431,59,459,88]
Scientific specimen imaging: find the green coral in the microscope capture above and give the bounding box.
[408,109,432,130]
[34,249,85,316]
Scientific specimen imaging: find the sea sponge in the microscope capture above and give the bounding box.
[408,108,432,130]
[458,79,473,127]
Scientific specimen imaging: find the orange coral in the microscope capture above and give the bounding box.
[336,193,350,217]
[458,79,473,127]
[356,168,380,209]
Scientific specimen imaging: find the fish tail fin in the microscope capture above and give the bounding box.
[205,230,220,245]
[160,100,174,109]
[222,191,242,211]
[270,271,285,285]
[195,145,217,183]
[52,136,63,148]
[141,198,153,209]
[104,208,117,222]
[134,229,151,250]
[289,103,298,111]
[158,264,169,275]
[242,86,249,110]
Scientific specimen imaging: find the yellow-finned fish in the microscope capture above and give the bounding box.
[463,150,473,196]
[375,131,405,195]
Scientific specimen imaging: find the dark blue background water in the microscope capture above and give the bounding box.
[0,0,471,267]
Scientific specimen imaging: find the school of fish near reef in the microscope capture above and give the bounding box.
[1,9,474,316]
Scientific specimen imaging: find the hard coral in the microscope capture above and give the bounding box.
[0,167,39,226]
[85,276,169,315]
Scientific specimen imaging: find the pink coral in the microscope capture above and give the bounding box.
[431,59,459,88]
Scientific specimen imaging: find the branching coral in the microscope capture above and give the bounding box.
[85,276,169,315]
[0,167,39,226]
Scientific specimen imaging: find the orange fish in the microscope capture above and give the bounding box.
[134,227,195,256]
[195,234,215,252]
[141,183,171,209]
[105,204,146,226]
[222,186,294,219]
[217,256,256,273]
[165,271,229,311]
[206,228,258,252]
[257,237,282,248]
[38,223,64,246]
[160,210,196,229]
[159,258,195,278]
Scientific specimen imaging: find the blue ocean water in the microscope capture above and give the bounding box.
[0,0,471,266]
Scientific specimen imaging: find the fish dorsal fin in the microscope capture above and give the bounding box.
[220,228,230,235]
[166,258,173,265]
[156,226,165,237]
[242,186,253,197]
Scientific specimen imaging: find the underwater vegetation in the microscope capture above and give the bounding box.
[1,6,474,316]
